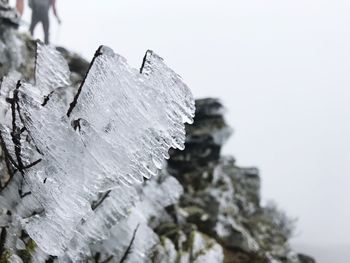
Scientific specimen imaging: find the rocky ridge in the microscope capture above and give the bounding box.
[163,98,315,263]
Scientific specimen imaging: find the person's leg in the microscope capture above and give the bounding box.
[41,12,50,44]
[29,12,39,36]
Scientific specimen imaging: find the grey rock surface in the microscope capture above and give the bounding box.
[166,98,316,263]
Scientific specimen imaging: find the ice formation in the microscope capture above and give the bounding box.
[0,43,195,259]
[89,176,184,263]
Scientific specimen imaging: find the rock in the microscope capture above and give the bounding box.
[0,0,20,31]
[167,98,316,262]
[168,99,232,174]
[152,237,177,263]
[298,254,316,263]
[153,226,224,263]
[191,231,224,263]
[55,46,89,85]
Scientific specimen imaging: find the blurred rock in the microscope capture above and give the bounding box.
[167,98,315,263]
[0,0,20,31]
[153,224,224,263]
[298,254,316,263]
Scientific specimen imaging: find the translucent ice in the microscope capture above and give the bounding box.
[0,43,195,258]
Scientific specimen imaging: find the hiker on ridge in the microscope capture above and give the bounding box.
[16,0,61,44]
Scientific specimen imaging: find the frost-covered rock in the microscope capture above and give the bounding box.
[153,226,224,263]
[0,38,195,261]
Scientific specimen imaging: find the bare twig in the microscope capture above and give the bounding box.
[119,224,140,263]
[0,227,7,257]
[67,46,103,117]
[91,190,111,211]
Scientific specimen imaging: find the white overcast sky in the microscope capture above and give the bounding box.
[12,0,350,262]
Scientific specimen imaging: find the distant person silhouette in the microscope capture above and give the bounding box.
[16,0,61,44]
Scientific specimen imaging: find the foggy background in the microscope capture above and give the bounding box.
[12,0,350,262]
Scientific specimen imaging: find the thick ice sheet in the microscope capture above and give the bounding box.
[0,44,194,257]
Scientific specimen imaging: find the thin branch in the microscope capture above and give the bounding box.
[94,252,101,263]
[101,255,114,263]
[0,227,7,257]
[0,130,16,192]
[18,176,31,199]
[10,81,25,174]
[67,46,103,117]
[91,190,111,211]
[45,255,57,263]
[41,90,55,106]
[140,50,152,74]
[119,224,140,263]
[23,158,42,169]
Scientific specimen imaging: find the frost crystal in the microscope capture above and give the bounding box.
[34,44,71,101]
[89,176,183,263]
[0,43,195,258]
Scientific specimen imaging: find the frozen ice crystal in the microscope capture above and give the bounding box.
[0,43,195,258]
[34,43,71,103]
[86,176,183,263]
